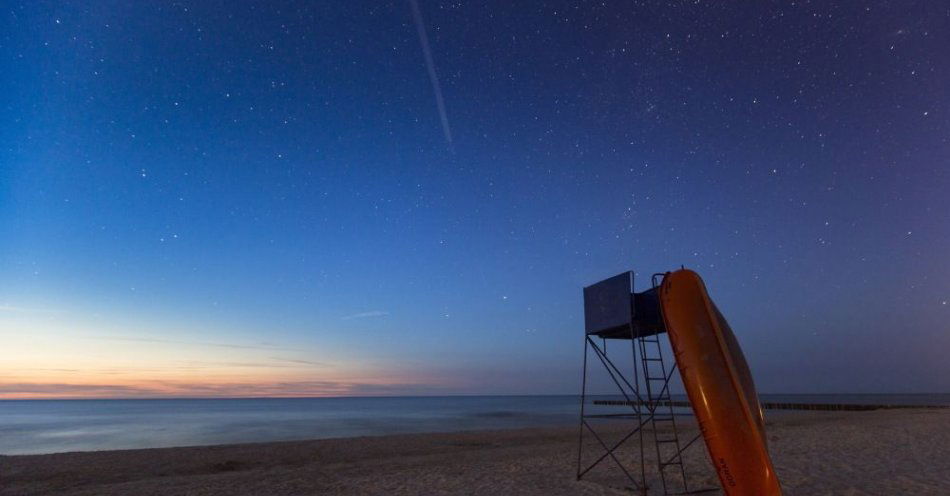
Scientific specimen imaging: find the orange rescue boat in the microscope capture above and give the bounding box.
[659,269,782,496]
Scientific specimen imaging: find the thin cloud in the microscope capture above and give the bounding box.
[341,310,390,320]
[89,335,296,352]
[0,383,162,396]
[16,368,81,373]
[147,380,450,397]
[270,357,329,367]
[172,360,296,370]
[172,358,328,369]
[0,304,56,314]
[0,380,447,398]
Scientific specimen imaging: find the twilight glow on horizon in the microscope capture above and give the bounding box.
[2,2,948,399]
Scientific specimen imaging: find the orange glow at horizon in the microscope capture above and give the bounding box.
[0,312,443,399]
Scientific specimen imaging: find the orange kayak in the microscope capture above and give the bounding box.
[659,269,781,496]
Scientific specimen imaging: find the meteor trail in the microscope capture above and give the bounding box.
[409,0,453,146]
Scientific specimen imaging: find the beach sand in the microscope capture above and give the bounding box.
[2,409,948,495]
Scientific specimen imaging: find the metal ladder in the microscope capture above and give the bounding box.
[638,331,689,495]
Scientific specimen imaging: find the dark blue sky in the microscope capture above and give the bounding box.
[1,1,948,397]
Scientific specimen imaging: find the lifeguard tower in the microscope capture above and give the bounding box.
[576,270,710,495]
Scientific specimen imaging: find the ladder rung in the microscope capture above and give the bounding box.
[660,461,682,467]
[642,357,663,362]
[656,438,678,443]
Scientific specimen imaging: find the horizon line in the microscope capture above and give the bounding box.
[2,391,948,401]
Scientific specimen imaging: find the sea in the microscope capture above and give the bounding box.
[1,394,947,455]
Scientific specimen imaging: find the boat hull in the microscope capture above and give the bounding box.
[659,269,781,496]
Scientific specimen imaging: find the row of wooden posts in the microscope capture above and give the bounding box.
[592,399,949,411]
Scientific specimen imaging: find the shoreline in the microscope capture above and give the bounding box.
[2,409,948,495]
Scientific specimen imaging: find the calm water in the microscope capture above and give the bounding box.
[2,394,947,455]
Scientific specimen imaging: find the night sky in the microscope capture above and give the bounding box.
[1,1,948,398]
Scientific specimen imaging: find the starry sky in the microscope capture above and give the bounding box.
[1,1,948,398]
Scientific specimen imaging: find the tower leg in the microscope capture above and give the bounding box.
[576,336,589,480]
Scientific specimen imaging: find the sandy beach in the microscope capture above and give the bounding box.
[2,409,948,495]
